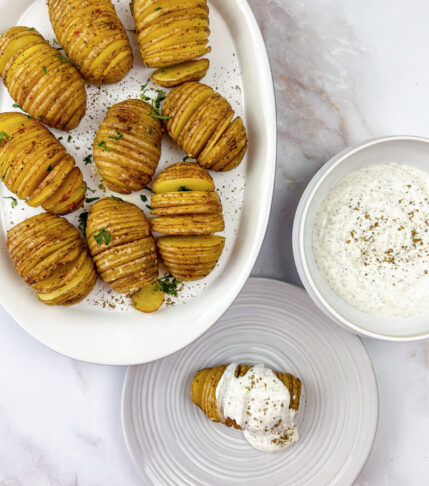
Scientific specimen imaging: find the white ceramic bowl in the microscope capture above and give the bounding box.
[293,136,429,341]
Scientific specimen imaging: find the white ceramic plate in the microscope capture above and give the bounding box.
[122,278,379,486]
[0,0,276,364]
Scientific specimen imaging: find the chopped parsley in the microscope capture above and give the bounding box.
[152,89,166,111]
[155,275,181,296]
[43,66,47,74]
[161,69,167,74]
[98,140,117,152]
[58,136,63,141]
[67,135,72,143]
[83,154,92,165]
[78,211,88,232]
[140,194,147,202]
[183,155,190,161]
[127,28,137,33]
[146,204,153,210]
[12,103,22,109]
[155,6,162,11]
[108,129,123,140]
[140,79,151,101]
[98,182,106,190]
[94,228,111,246]
[53,38,59,45]
[56,54,78,67]
[144,185,154,193]
[148,126,153,135]
[149,112,171,120]
[111,195,123,201]
[81,185,96,193]
[27,27,36,31]
[0,131,12,143]
[85,197,99,203]
[1,166,9,180]
[38,115,47,120]
[4,196,17,208]
[47,164,53,172]
[178,186,191,192]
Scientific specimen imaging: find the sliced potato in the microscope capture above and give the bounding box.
[131,283,164,313]
[151,59,209,87]
[162,82,248,172]
[0,26,86,129]
[93,99,162,194]
[47,0,133,84]
[151,213,224,236]
[150,191,221,215]
[152,162,214,193]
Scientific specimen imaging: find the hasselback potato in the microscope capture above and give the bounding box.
[47,0,133,84]
[150,162,225,280]
[86,198,158,294]
[7,213,97,305]
[0,113,86,214]
[0,26,86,130]
[150,163,224,235]
[93,99,162,194]
[132,0,211,68]
[162,82,247,171]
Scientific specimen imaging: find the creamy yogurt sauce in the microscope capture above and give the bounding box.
[215,363,298,452]
[313,162,429,317]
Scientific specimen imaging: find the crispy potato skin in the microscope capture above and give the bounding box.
[151,59,209,87]
[47,0,133,84]
[6,213,97,306]
[93,99,162,194]
[86,198,159,294]
[0,26,86,130]
[162,82,248,172]
[132,0,211,68]
[0,113,86,215]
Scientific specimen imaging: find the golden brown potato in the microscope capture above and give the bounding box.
[0,113,86,215]
[152,161,214,193]
[150,162,224,235]
[86,198,158,294]
[93,99,162,194]
[47,0,133,84]
[0,26,86,130]
[157,235,225,281]
[151,59,209,87]
[132,0,211,68]
[131,283,164,312]
[7,213,97,305]
[162,82,247,171]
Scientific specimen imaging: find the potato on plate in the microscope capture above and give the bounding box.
[151,59,209,87]
[7,213,97,305]
[86,198,158,294]
[162,82,247,171]
[47,0,133,84]
[132,0,211,68]
[131,282,164,313]
[157,235,225,281]
[0,26,86,130]
[150,162,224,235]
[0,113,86,215]
[93,99,162,194]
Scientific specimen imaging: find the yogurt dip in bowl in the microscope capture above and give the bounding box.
[293,136,429,340]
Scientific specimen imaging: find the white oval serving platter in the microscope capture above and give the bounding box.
[122,278,379,486]
[0,0,276,364]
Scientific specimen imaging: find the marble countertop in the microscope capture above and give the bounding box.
[1,0,429,484]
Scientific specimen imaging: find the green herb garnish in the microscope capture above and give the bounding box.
[81,185,96,193]
[4,196,17,208]
[78,211,88,232]
[53,38,59,44]
[155,6,162,11]
[140,194,147,202]
[98,140,117,152]
[58,136,63,141]
[140,79,150,101]
[12,103,22,109]
[85,197,99,203]
[149,112,171,120]
[43,66,47,74]
[0,131,12,143]
[83,154,92,165]
[148,126,153,135]
[127,28,137,33]
[183,155,190,161]
[155,275,181,296]
[146,204,153,210]
[98,182,105,190]
[144,185,153,193]
[1,166,9,180]
[47,164,53,172]
[94,228,111,246]
[27,27,36,31]
[111,195,123,201]
[67,135,72,143]
[152,89,166,112]
[56,54,78,67]
[178,186,191,192]
[108,129,123,140]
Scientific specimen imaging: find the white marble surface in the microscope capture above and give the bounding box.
[1,0,429,484]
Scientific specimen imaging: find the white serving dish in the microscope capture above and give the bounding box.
[0,0,276,364]
[293,136,429,341]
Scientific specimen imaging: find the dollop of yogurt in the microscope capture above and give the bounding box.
[215,363,299,452]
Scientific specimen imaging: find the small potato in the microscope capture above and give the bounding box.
[162,82,247,171]
[47,0,133,84]
[131,283,164,313]
[132,0,211,68]
[7,213,97,305]
[93,99,162,194]
[86,198,158,294]
[0,113,86,215]
[151,59,209,87]
[0,26,86,130]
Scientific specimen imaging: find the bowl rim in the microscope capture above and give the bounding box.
[292,135,429,342]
